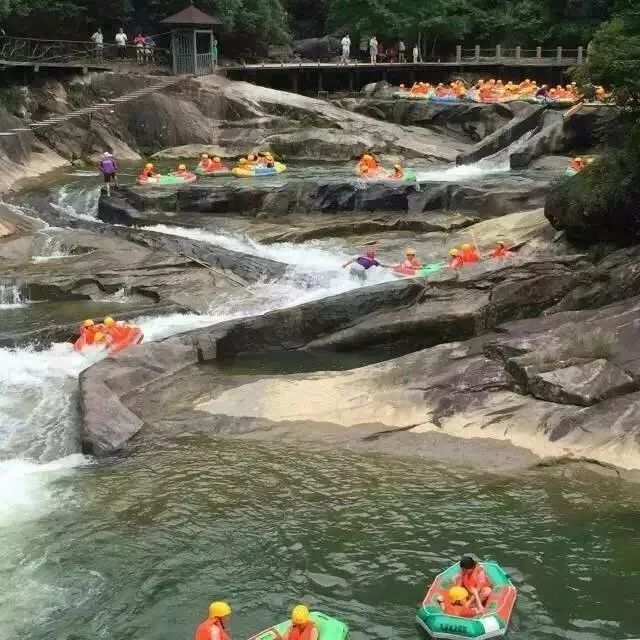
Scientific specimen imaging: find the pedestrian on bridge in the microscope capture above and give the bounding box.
[115,28,128,59]
[398,39,406,63]
[369,35,378,63]
[340,34,351,64]
[91,28,104,60]
[413,43,419,63]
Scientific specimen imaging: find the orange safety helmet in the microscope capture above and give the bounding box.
[213,157,221,163]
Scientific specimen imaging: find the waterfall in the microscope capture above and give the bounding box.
[0,283,27,309]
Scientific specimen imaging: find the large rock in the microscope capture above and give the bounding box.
[342,99,517,141]
[292,36,340,61]
[457,105,545,165]
[101,177,549,222]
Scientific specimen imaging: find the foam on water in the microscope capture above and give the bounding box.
[50,182,101,220]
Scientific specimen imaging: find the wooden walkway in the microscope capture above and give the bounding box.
[0,76,181,137]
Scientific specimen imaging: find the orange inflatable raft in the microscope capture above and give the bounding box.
[73,324,143,354]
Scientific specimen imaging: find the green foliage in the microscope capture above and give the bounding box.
[325,0,613,49]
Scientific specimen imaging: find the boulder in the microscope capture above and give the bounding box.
[528,359,635,406]
[292,37,340,60]
[457,105,545,165]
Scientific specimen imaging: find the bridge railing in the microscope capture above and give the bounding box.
[0,36,170,66]
[457,44,584,65]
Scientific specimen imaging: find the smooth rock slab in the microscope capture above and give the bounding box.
[530,359,635,406]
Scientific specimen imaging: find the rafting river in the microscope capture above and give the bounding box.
[1,174,639,640]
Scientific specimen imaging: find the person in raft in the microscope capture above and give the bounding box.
[399,247,422,270]
[98,151,118,196]
[195,601,232,640]
[199,154,214,171]
[569,157,585,172]
[453,555,492,612]
[78,319,106,346]
[448,248,465,268]
[436,586,477,618]
[389,164,404,179]
[174,164,190,177]
[459,243,480,263]
[343,247,390,280]
[282,605,318,640]
[489,240,513,258]
[139,163,158,180]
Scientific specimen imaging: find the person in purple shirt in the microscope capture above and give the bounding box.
[342,247,390,281]
[98,151,119,196]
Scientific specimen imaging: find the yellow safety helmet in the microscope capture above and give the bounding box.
[213,157,221,163]
[239,158,247,165]
[145,163,153,169]
[291,605,310,625]
[82,318,94,327]
[209,601,232,619]
[394,164,402,170]
[449,586,469,603]
[574,157,582,163]
[103,316,115,326]
[201,153,209,159]
[450,248,459,256]
[178,164,186,171]
[399,83,405,88]
[461,243,472,250]
[362,154,373,161]
[405,247,416,256]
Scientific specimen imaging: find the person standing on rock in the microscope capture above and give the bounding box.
[91,28,104,60]
[340,34,351,64]
[413,43,420,63]
[369,35,378,64]
[115,27,128,59]
[99,151,119,197]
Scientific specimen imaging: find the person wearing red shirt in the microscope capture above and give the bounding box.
[454,556,492,612]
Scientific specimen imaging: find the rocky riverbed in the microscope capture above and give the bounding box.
[1,70,636,479]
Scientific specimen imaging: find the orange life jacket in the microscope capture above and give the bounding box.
[444,603,476,618]
[461,566,490,592]
[366,157,378,170]
[403,257,422,269]
[195,618,230,640]
[449,256,465,268]
[570,159,585,171]
[80,326,98,345]
[490,245,511,258]
[288,621,317,640]
[210,161,224,170]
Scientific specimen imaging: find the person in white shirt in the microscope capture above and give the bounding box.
[91,28,103,60]
[413,43,420,63]
[398,39,406,63]
[115,28,127,59]
[340,34,351,64]
[369,35,378,64]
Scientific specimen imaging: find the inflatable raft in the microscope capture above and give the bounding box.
[431,95,461,104]
[417,561,516,640]
[392,261,446,278]
[393,91,431,100]
[74,325,143,355]
[246,611,348,640]
[232,161,286,178]
[195,165,230,176]
[137,173,197,186]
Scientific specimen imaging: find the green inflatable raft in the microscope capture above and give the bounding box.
[417,561,517,640]
[246,611,348,640]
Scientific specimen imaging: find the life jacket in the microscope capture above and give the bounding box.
[366,157,378,170]
[391,169,404,179]
[80,326,97,345]
[570,159,585,171]
[403,257,421,269]
[448,256,464,268]
[461,565,490,592]
[200,159,213,170]
[195,618,230,640]
[461,247,480,263]
[288,621,317,640]
[490,245,511,258]
[210,161,224,170]
[444,603,476,618]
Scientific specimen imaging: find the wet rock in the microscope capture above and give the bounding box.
[342,99,516,141]
[457,105,545,165]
